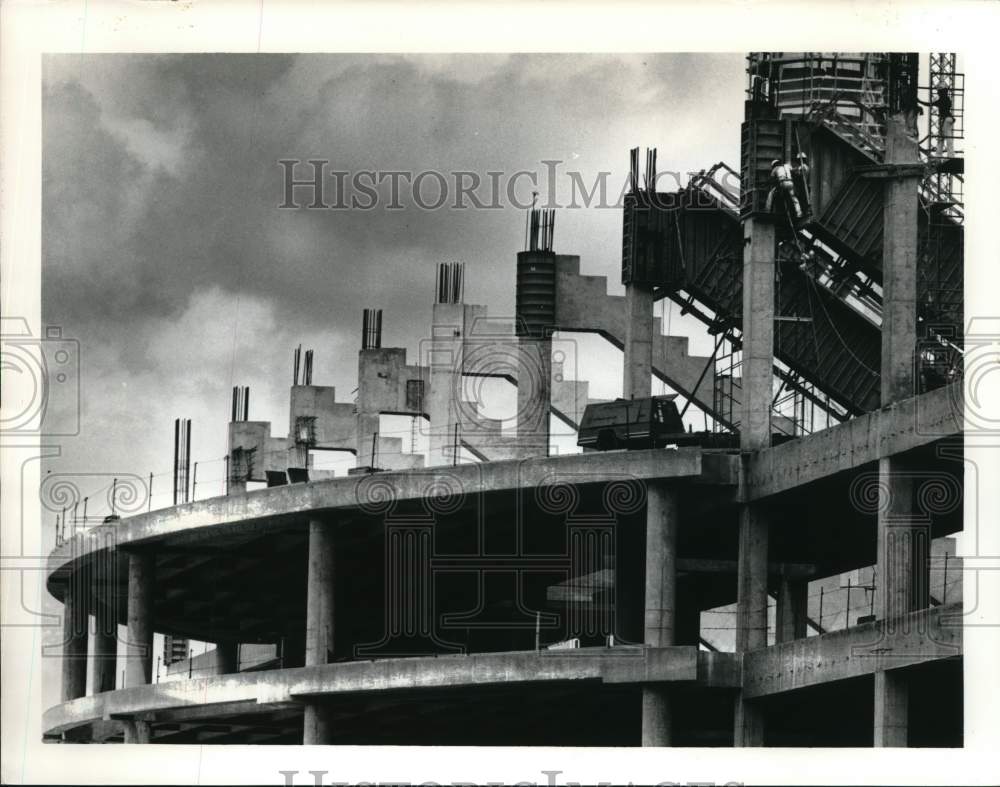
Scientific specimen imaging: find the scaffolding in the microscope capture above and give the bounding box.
[917,54,964,393]
[920,53,964,222]
[748,52,889,145]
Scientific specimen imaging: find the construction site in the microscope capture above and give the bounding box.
[44,52,965,747]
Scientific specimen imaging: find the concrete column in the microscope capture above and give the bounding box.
[876,456,930,620]
[733,502,769,747]
[873,115,924,749]
[428,302,466,467]
[736,506,769,653]
[303,703,335,746]
[92,545,118,694]
[874,669,909,747]
[644,483,678,647]
[306,519,335,666]
[740,217,776,450]
[641,689,672,747]
[733,214,775,746]
[125,552,154,688]
[515,337,551,457]
[92,605,118,694]
[623,283,654,400]
[775,576,808,643]
[356,411,380,469]
[735,511,769,747]
[303,518,336,744]
[881,116,920,406]
[122,720,151,744]
[215,641,239,675]
[641,483,677,746]
[61,582,88,702]
[734,688,765,746]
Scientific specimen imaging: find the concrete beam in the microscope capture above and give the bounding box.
[678,558,817,579]
[48,448,736,594]
[44,646,732,737]
[745,383,961,501]
[741,603,961,699]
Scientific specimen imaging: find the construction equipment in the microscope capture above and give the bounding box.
[577,395,688,451]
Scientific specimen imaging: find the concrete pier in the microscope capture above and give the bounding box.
[775,577,808,644]
[93,545,118,694]
[515,336,552,457]
[61,581,88,703]
[93,607,118,694]
[880,117,920,408]
[125,552,154,690]
[873,115,925,748]
[641,482,678,746]
[215,642,239,675]
[305,519,336,667]
[733,215,776,746]
[623,283,654,400]
[739,218,775,448]
[736,506,770,654]
[122,719,151,744]
[304,518,336,744]
[355,411,380,469]
[874,669,909,747]
[427,301,465,467]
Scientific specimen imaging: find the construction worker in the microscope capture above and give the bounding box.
[919,86,955,157]
[765,158,802,220]
[793,152,812,218]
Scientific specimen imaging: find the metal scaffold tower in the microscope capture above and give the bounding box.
[917,53,964,393]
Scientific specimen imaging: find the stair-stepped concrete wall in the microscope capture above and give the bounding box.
[554,256,726,422]
[356,346,428,467]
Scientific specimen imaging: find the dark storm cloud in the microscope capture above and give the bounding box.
[41,53,743,487]
[45,53,741,339]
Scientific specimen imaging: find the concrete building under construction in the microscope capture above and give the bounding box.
[45,52,966,747]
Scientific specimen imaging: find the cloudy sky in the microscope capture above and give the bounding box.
[42,53,745,517]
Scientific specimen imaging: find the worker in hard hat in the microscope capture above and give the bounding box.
[765,158,802,220]
[793,152,812,217]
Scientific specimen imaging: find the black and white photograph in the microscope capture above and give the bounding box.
[2,3,999,785]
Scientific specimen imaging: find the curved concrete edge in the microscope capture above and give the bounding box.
[45,448,738,599]
[43,646,738,736]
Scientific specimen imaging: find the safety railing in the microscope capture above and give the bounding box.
[805,92,886,161]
